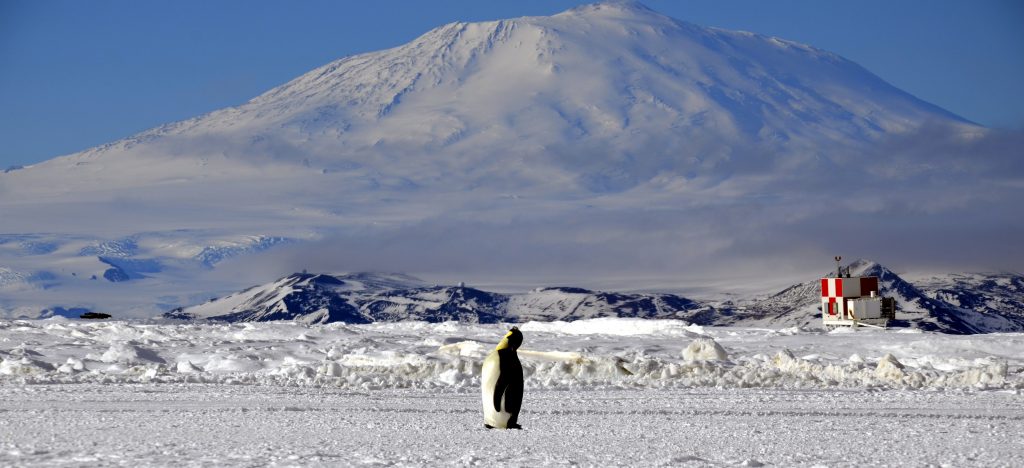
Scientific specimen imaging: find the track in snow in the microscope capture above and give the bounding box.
[1,384,1021,467]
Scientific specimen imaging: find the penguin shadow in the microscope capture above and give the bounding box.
[483,423,522,430]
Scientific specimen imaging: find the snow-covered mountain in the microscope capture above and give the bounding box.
[164,264,1024,334]
[165,273,425,324]
[1,1,1015,318]
[508,286,717,322]
[913,272,1024,326]
[6,1,971,199]
[165,272,717,324]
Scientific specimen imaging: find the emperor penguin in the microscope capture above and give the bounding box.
[481,327,524,429]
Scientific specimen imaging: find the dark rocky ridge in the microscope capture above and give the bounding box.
[165,263,1024,334]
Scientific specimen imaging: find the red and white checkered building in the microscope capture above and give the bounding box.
[820,276,879,318]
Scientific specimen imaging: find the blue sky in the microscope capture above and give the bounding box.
[1,0,1022,169]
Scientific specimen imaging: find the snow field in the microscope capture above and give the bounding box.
[0,384,1021,467]
[2,317,1024,466]
[1,318,1021,391]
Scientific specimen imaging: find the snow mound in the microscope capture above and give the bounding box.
[96,342,165,365]
[520,317,697,336]
[682,337,728,362]
[176,360,203,374]
[0,356,53,375]
[875,353,906,381]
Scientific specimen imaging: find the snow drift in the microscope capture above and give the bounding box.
[2,318,1019,392]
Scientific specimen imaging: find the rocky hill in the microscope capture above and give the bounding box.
[165,263,1024,334]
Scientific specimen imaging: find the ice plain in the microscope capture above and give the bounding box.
[1,317,1022,466]
[3,385,1022,467]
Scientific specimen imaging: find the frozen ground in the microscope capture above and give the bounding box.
[1,385,1022,467]
[1,318,1023,466]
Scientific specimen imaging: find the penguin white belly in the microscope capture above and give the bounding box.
[481,350,512,428]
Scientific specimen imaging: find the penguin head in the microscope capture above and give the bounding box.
[499,326,523,351]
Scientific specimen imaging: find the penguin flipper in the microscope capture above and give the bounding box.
[492,373,508,412]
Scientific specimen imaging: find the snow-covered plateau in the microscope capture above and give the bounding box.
[1,318,1022,466]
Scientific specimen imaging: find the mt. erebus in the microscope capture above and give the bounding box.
[7,2,971,195]
[2,1,1019,317]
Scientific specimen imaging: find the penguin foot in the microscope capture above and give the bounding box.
[508,424,523,430]
[484,424,494,429]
